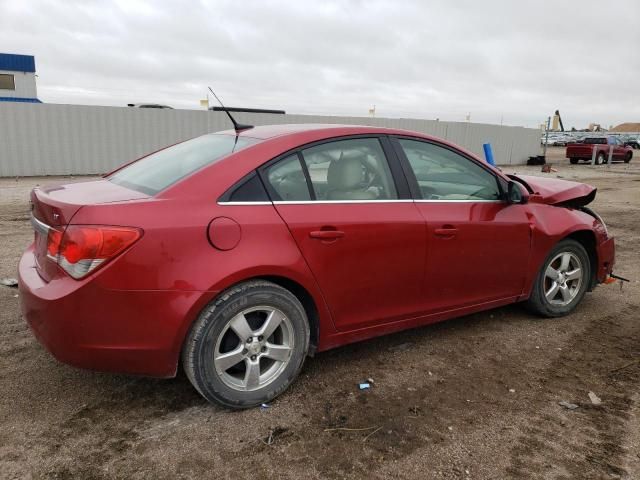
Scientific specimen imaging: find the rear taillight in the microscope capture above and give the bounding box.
[47,225,142,279]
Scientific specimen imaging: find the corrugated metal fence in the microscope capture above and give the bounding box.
[0,103,541,177]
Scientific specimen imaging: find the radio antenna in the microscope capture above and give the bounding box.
[208,87,253,133]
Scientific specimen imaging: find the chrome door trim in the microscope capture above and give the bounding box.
[217,199,504,206]
[217,201,273,206]
[273,199,414,205]
[414,199,503,203]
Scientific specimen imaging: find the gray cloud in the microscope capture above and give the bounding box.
[1,0,638,128]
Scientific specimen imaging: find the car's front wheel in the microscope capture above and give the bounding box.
[525,239,591,317]
[182,280,310,408]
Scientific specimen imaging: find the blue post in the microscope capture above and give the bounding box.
[483,143,496,166]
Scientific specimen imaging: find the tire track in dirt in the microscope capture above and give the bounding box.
[33,377,205,479]
[507,306,640,479]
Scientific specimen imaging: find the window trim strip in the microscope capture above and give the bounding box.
[217,201,273,206]
[217,199,505,205]
[273,199,414,205]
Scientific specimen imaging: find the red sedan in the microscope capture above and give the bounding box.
[19,124,616,408]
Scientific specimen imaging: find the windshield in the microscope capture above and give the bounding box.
[109,134,258,195]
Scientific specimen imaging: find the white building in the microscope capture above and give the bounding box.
[0,53,40,103]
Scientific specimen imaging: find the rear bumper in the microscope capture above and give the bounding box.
[595,236,615,283]
[18,246,211,377]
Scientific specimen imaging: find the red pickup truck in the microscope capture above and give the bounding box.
[566,137,633,165]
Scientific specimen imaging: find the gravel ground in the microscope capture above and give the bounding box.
[0,147,638,479]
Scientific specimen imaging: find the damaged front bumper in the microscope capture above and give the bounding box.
[595,236,615,284]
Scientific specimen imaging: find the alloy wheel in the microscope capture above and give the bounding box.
[213,306,294,391]
[544,252,583,306]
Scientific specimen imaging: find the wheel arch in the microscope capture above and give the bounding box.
[563,229,598,290]
[257,275,320,355]
[175,270,327,372]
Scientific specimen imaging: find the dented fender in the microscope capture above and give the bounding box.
[520,203,610,299]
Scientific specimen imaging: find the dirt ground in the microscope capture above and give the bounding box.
[0,147,638,480]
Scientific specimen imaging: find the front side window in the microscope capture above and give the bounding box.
[398,139,501,201]
[109,134,257,195]
[0,74,15,90]
[300,138,397,201]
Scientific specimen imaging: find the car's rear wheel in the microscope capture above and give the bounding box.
[625,152,633,163]
[569,158,579,164]
[525,239,591,317]
[182,280,310,408]
[595,152,605,165]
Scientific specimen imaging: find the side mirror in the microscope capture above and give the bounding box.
[507,181,528,204]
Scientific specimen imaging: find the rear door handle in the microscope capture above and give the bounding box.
[434,226,458,238]
[309,230,345,240]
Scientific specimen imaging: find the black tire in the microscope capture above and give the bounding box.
[625,152,632,163]
[182,280,310,408]
[525,239,591,318]
[569,158,579,165]
[595,153,605,165]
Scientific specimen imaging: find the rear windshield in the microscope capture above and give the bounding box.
[584,138,606,144]
[109,134,258,195]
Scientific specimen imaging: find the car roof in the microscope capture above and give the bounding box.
[163,123,507,198]
[217,123,434,141]
[212,123,490,172]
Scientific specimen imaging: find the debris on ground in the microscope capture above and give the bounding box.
[388,342,412,352]
[362,426,382,442]
[408,406,422,417]
[509,388,516,393]
[263,430,274,445]
[1,278,18,288]
[588,391,602,406]
[260,403,270,410]
[358,383,371,390]
[559,401,579,410]
[260,426,288,446]
[610,360,639,373]
[324,426,378,433]
[541,164,558,173]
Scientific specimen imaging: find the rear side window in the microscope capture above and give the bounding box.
[109,134,257,195]
[398,139,500,201]
[222,173,270,202]
[265,154,311,201]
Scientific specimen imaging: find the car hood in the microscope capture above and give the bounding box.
[511,174,596,207]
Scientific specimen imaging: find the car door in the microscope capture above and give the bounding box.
[392,137,531,313]
[261,136,427,331]
[611,137,627,160]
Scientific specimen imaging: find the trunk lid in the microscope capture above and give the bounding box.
[30,179,149,281]
[512,175,596,207]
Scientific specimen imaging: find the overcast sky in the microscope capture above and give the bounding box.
[1,0,638,128]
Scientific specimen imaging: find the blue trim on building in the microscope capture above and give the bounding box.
[0,53,36,73]
[0,97,42,103]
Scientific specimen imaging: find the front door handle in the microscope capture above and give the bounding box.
[309,230,345,240]
[434,226,458,238]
